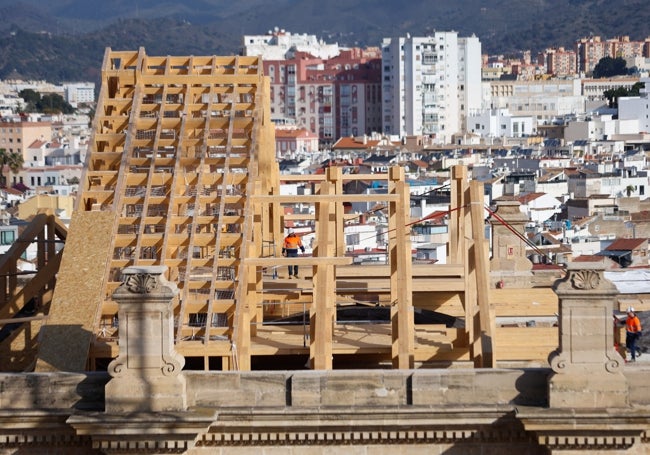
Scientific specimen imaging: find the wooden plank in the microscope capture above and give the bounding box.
[494,327,558,361]
[251,194,401,203]
[335,263,464,278]
[244,257,353,266]
[489,288,558,316]
[280,173,391,182]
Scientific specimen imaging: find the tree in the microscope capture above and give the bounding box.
[603,82,644,108]
[626,185,637,197]
[592,56,628,78]
[0,148,24,188]
[18,89,75,114]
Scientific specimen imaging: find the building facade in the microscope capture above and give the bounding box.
[488,79,584,128]
[274,126,319,159]
[381,33,482,143]
[263,49,382,147]
[618,77,650,134]
[0,120,52,162]
[576,35,650,75]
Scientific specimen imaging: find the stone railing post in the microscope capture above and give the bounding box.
[105,266,186,413]
[548,263,626,408]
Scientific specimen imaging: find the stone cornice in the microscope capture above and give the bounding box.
[198,407,534,447]
[517,407,650,451]
[67,408,216,454]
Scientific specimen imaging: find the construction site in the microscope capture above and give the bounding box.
[0,48,649,454]
[1,47,566,375]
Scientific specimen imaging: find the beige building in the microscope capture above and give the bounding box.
[0,120,52,169]
[488,79,584,127]
[17,193,75,220]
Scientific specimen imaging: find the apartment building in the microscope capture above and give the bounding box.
[0,120,52,161]
[262,49,382,146]
[63,83,95,107]
[581,76,640,102]
[381,33,482,143]
[488,79,584,127]
[576,35,650,75]
[467,108,534,138]
[543,47,577,77]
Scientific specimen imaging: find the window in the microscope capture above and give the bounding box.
[0,230,15,245]
[346,233,360,245]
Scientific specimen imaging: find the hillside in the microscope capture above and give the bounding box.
[0,0,649,83]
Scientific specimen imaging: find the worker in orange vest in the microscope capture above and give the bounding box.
[624,307,643,362]
[282,228,305,278]
[616,307,643,362]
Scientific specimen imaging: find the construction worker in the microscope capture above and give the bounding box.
[282,228,305,278]
[625,307,643,362]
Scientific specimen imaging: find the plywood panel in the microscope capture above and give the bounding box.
[35,211,114,372]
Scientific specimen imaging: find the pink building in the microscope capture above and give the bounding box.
[274,127,319,159]
[543,47,577,77]
[263,48,382,147]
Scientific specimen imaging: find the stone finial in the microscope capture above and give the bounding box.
[548,263,627,408]
[105,266,187,413]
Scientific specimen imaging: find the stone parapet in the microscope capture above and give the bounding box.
[1,368,650,453]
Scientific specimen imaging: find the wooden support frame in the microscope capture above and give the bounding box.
[43,46,507,373]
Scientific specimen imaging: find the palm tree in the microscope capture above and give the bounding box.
[625,185,637,197]
[0,148,24,188]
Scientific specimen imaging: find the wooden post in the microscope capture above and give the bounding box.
[449,165,467,264]
[389,166,413,369]
[470,180,495,367]
[450,166,477,364]
[310,178,334,370]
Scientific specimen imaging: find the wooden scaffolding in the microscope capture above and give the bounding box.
[32,48,538,373]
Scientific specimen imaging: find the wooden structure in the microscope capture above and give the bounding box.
[30,48,562,373]
[0,211,66,371]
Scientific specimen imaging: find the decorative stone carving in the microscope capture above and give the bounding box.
[124,272,159,294]
[105,266,187,413]
[548,262,628,408]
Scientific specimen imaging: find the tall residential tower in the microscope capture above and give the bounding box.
[381,33,482,143]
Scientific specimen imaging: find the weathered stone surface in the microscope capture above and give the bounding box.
[105,266,187,413]
[186,372,289,408]
[548,263,627,408]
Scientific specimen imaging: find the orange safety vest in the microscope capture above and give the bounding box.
[626,315,642,333]
[283,235,303,251]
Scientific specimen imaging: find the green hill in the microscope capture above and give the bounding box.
[0,0,648,83]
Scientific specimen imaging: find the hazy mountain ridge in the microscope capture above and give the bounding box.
[0,0,648,83]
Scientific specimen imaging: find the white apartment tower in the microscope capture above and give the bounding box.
[381,33,482,143]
